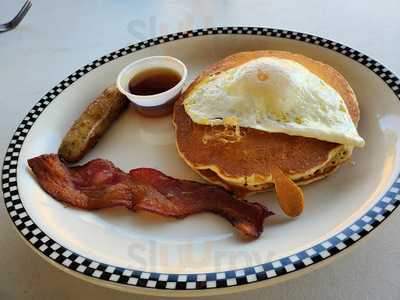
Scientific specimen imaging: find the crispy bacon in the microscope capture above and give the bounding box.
[129,168,273,237]
[28,154,272,238]
[28,155,133,210]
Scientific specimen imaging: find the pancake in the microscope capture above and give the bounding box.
[173,50,360,194]
[196,159,339,195]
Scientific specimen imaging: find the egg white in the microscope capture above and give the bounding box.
[184,57,364,147]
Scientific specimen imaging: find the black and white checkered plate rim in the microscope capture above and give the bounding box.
[2,27,400,291]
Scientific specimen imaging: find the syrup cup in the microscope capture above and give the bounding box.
[116,56,187,117]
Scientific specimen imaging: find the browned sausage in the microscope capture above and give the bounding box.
[58,86,129,162]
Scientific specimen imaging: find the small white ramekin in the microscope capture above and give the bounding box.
[116,56,187,117]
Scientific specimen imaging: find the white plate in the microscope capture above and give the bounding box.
[3,27,400,296]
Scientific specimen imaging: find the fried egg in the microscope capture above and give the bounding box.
[184,57,365,147]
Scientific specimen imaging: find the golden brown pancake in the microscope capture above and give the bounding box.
[196,164,339,196]
[173,50,360,194]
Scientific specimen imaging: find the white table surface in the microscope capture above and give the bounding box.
[1,0,400,299]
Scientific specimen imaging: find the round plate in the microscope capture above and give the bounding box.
[2,27,400,296]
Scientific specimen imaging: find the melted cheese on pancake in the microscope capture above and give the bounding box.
[184,57,365,147]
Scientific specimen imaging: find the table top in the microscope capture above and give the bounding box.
[1,0,400,299]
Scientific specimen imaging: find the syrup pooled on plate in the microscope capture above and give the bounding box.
[128,67,181,96]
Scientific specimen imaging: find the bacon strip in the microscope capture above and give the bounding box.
[28,154,272,238]
[28,155,133,210]
[129,168,273,237]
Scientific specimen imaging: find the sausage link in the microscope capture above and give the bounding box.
[58,86,129,162]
